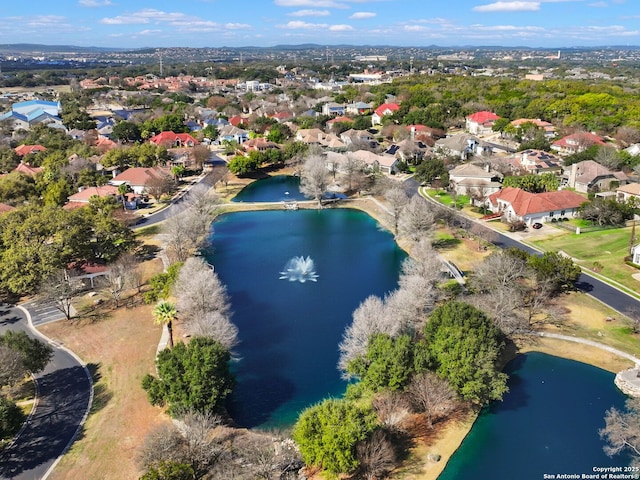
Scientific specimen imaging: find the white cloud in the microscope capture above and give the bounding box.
[78,0,112,6]
[278,20,329,29]
[288,9,331,16]
[588,1,609,6]
[329,24,354,31]
[224,23,251,30]
[473,2,541,12]
[350,12,376,19]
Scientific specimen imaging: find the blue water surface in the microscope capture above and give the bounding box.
[438,352,630,480]
[231,175,307,203]
[206,209,406,428]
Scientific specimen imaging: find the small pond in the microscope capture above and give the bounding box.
[438,352,630,479]
[231,175,307,203]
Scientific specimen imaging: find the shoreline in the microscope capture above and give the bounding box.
[213,171,637,480]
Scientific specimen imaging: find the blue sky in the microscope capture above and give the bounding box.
[0,0,637,49]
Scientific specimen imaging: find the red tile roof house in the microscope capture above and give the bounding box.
[487,186,586,225]
[371,103,400,126]
[149,131,199,148]
[64,185,121,210]
[110,167,171,195]
[14,144,46,156]
[551,132,606,156]
[466,111,501,135]
[13,162,43,177]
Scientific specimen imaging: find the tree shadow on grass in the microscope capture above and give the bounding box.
[432,237,462,249]
[86,362,112,415]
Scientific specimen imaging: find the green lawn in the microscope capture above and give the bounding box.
[531,226,640,294]
[424,189,470,208]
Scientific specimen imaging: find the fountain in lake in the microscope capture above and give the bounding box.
[279,256,319,283]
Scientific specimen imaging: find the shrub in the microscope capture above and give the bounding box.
[0,396,25,440]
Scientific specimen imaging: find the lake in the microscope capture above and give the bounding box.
[206,208,406,428]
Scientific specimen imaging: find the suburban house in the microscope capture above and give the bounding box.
[466,111,500,135]
[345,102,372,115]
[326,116,354,131]
[371,102,400,126]
[448,163,503,200]
[563,160,628,193]
[487,187,586,224]
[385,139,431,162]
[14,144,47,156]
[350,150,398,174]
[13,162,43,177]
[616,183,640,203]
[321,102,346,116]
[65,185,123,209]
[551,132,606,155]
[296,128,347,150]
[242,137,280,153]
[517,149,563,175]
[109,167,171,195]
[149,131,199,148]
[218,125,249,144]
[0,99,64,131]
[340,129,377,147]
[435,134,492,160]
[510,118,556,138]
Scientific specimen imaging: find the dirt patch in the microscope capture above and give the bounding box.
[38,258,170,480]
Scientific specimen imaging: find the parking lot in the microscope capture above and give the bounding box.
[21,298,71,327]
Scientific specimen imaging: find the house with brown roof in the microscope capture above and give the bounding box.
[242,138,280,153]
[65,185,121,209]
[517,149,563,175]
[487,187,586,224]
[326,116,355,131]
[14,144,46,156]
[13,162,43,177]
[109,167,170,195]
[466,111,500,135]
[563,160,628,193]
[350,150,398,175]
[510,118,556,138]
[551,132,606,156]
[616,183,640,203]
[449,163,503,199]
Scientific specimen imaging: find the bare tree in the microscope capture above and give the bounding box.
[408,372,458,428]
[138,412,231,479]
[595,146,621,170]
[39,269,80,320]
[103,260,128,308]
[341,156,366,192]
[600,397,640,467]
[163,212,199,263]
[174,257,231,320]
[338,295,402,377]
[116,251,144,294]
[299,154,329,207]
[190,145,212,171]
[384,185,409,235]
[0,345,27,387]
[184,311,238,351]
[355,429,398,480]
[145,173,175,202]
[372,391,411,429]
[398,194,436,243]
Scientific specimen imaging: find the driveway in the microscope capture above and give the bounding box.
[0,305,92,480]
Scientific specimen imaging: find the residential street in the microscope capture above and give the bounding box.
[0,305,92,480]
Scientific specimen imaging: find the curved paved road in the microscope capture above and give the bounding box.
[0,305,92,480]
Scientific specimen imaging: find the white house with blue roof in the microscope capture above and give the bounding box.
[0,99,64,131]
